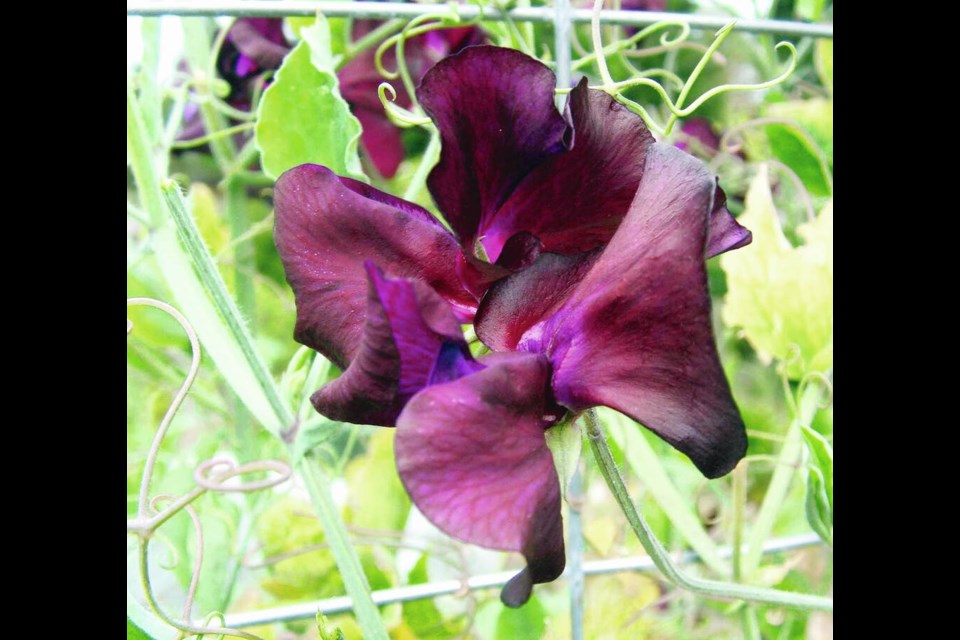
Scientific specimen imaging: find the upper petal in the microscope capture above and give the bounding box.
[420,46,573,251]
[481,78,655,260]
[541,143,747,478]
[395,351,565,606]
[311,263,481,426]
[274,164,477,368]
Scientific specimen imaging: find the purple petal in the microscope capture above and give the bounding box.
[312,263,480,426]
[675,117,721,155]
[226,18,291,74]
[420,46,573,251]
[395,352,565,606]
[274,164,478,368]
[707,184,752,258]
[540,144,747,478]
[480,78,655,260]
[475,249,601,352]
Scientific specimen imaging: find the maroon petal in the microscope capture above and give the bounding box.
[541,144,747,478]
[475,249,601,352]
[481,78,655,260]
[312,263,480,426]
[395,352,565,606]
[227,18,291,73]
[274,164,478,368]
[707,184,752,258]
[420,46,573,251]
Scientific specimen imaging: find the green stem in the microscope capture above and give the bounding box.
[402,128,441,203]
[663,22,735,135]
[732,462,746,582]
[341,18,405,68]
[300,455,390,640]
[742,382,821,577]
[583,410,832,611]
[742,607,762,640]
[171,123,256,150]
[161,182,292,430]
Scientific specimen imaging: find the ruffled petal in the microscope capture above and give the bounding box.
[274,164,477,368]
[707,184,752,258]
[311,263,481,426]
[420,46,573,250]
[541,144,747,478]
[481,79,655,260]
[395,352,565,606]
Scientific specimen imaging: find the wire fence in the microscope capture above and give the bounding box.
[127,1,834,38]
[215,533,824,628]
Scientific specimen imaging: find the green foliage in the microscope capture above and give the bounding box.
[721,166,833,379]
[255,17,365,181]
[344,429,411,531]
[815,39,833,97]
[496,595,548,640]
[400,556,467,639]
[318,612,348,640]
[257,496,343,599]
[126,617,155,640]
[801,424,834,544]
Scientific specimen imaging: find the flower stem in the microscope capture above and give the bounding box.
[300,455,390,640]
[583,410,832,611]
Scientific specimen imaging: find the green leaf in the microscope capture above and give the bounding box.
[815,39,833,97]
[126,617,155,640]
[344,429,411,530]
[544,417,582,501]
[805,465,832,545]
[402,555,466,639]
[720,166,833,379]
[495,595,547,640]
[255,18,364,181]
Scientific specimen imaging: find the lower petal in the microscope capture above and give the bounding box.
[395,352,565,606]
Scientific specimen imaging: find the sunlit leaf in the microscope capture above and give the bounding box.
[815,39,833,97]
[401,555,466,639]
[126,617,155,640]
[255,19,364,181]
[721,166,833,379]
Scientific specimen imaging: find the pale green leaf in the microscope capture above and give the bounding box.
[805,465,832,545]
[544,418,582,502]
[255,20,364,181]
[720,166,833,379]
[801,424,833,513]
[344,429,411,531]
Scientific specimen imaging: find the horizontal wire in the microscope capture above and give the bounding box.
[127,1,834,38]
[214,532,825,628]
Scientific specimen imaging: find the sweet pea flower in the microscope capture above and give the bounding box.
[273,45,750,606]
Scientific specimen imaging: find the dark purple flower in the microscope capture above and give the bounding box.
[675,117,722,156]
[274,45,750,606]
[339,22,486,178]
